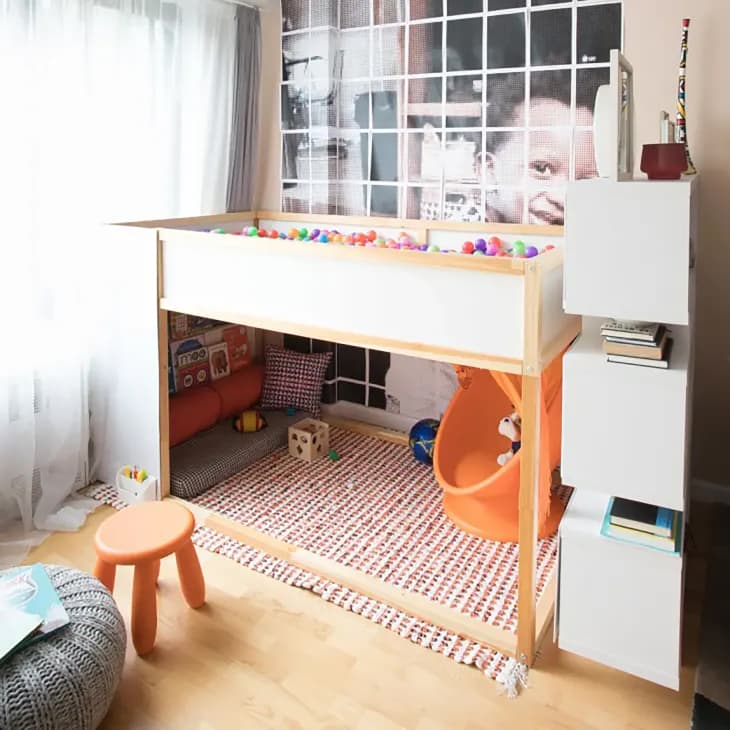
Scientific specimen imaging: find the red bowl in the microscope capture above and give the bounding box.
[640,143,688,180]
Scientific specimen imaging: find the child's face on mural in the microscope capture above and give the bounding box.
[482,99,597,225]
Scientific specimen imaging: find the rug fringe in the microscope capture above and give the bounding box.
[496,659,529,698]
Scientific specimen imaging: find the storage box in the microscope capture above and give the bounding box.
[558,490,682,690]
[115,469,159,504]
[561,323,689,511]
[288,418,330,462]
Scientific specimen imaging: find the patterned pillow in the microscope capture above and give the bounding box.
[260,345,332,418]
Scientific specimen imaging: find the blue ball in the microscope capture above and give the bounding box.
[408,418,440,466]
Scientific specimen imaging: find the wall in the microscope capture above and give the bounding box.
[257,0,730,486]
[623,0,730,487]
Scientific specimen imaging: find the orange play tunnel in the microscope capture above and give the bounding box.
[433,356,566,542]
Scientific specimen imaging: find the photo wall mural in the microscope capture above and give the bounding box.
[280,0,622,417]
[281,0,622,225]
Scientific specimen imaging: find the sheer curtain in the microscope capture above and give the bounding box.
[0,0,237,565]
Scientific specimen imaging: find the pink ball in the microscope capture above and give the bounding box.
[486,242,500,256]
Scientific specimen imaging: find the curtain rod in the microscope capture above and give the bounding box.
[219,0,261,9]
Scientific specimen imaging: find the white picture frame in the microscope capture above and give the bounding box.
[593,50,634,181]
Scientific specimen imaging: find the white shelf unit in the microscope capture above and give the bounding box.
[557,178,696,691]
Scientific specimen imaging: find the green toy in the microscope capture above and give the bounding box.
[328,449,340,462]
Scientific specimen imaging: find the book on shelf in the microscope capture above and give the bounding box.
[601,498,682,554]
[600,319,662,342]
[607,337,673,369]
[603,328,668,359]
[0,564,70,664]
[609,496,674,537]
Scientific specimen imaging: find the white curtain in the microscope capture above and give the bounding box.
[0,0,236,566]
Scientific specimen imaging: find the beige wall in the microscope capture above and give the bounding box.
[624,0,730,486]
[255,0,730,485]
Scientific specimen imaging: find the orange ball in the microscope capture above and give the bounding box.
[355,237,367,246]
[334,234,344,243]
[344,235,354,244]
[288,228,299,239]
[367,229,377,242]
[355,233,367,243]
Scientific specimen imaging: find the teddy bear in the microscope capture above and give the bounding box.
[497,411,522,466]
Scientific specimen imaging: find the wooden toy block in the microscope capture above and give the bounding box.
[288,418,330,463]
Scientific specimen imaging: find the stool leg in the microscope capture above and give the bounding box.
[93,557,116,593]
[175,540,205,609]
[131,560,158,656]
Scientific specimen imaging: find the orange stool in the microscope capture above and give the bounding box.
[93,501,205,656]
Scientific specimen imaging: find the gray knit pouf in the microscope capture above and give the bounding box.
[0,565,126,730]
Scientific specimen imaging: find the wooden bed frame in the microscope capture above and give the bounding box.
[96,210,580,667]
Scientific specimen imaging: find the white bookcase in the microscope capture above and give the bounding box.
[557,177,697,690]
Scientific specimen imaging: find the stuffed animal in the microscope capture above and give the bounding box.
[497,412,522,466]
[232,410,267,433]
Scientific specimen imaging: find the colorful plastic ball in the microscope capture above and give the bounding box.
[288,228,299,239]
[461,240,475,254]
[279,232,287,239]
[318,234,329,243]
[367,229,377,242]
[268,230,278,239]
[299,228,308,238]
[210,228,225,233]
[257,229,268,237]
[418,244,429,252]
[473,250,485,256]
[375,237,385,246]
[486,242,500,256]
[512,240,526,257]
[488,235,502,248]
[427,244,440,253]
[310,228,320,238]
[474,238,487,252]
[247,226,258,237]
[344,235,354,244]
[545,244,555,251]
[525,245,539,258]
[496,251,509,257]
[409,418,440,466]
[353,233,365,244]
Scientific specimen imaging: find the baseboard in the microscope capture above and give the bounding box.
[692,478,730,505]
[321,401,416,434]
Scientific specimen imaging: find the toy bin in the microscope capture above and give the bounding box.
[288,419,330,463]
[115,468,159,505]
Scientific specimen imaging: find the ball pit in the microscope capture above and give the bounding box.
[235,225,555,260]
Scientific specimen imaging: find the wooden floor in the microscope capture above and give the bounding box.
[26,503,704,730]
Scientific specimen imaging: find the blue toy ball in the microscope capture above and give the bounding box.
[409,418,440,466]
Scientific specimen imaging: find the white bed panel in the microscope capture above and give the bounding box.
[89,224,161,487]
[161,234,525,360]
[540,264,575,357]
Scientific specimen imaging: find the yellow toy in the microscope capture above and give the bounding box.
[233,410,267,433]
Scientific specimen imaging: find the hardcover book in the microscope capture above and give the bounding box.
[600,319,662,342]
[0,564,70,663]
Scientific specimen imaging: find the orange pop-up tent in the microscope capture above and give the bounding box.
[433,355,565,542]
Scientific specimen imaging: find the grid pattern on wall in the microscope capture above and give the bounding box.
[283,334,391,409]
[281,0,623,225]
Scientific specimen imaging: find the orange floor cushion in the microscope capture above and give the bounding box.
[169,386,221,447]
[210,363,265,419]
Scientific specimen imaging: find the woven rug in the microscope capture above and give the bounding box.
[89,427,565,692]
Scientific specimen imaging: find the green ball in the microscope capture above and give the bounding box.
[299,228,308,238]
[427,244,440,253]
[247,226,258,237]
[512,240,526,256]
[473,250,485,256]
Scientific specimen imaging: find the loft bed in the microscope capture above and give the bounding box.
[94,210,580,667]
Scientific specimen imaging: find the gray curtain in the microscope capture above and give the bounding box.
[226,5,261,212]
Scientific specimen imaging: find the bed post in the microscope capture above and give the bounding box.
[157,232,171,498]
[517,259,542,664]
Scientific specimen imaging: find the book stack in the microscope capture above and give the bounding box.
[0,564,70,664]
[601,497,682,554]
[600,319,672,369]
